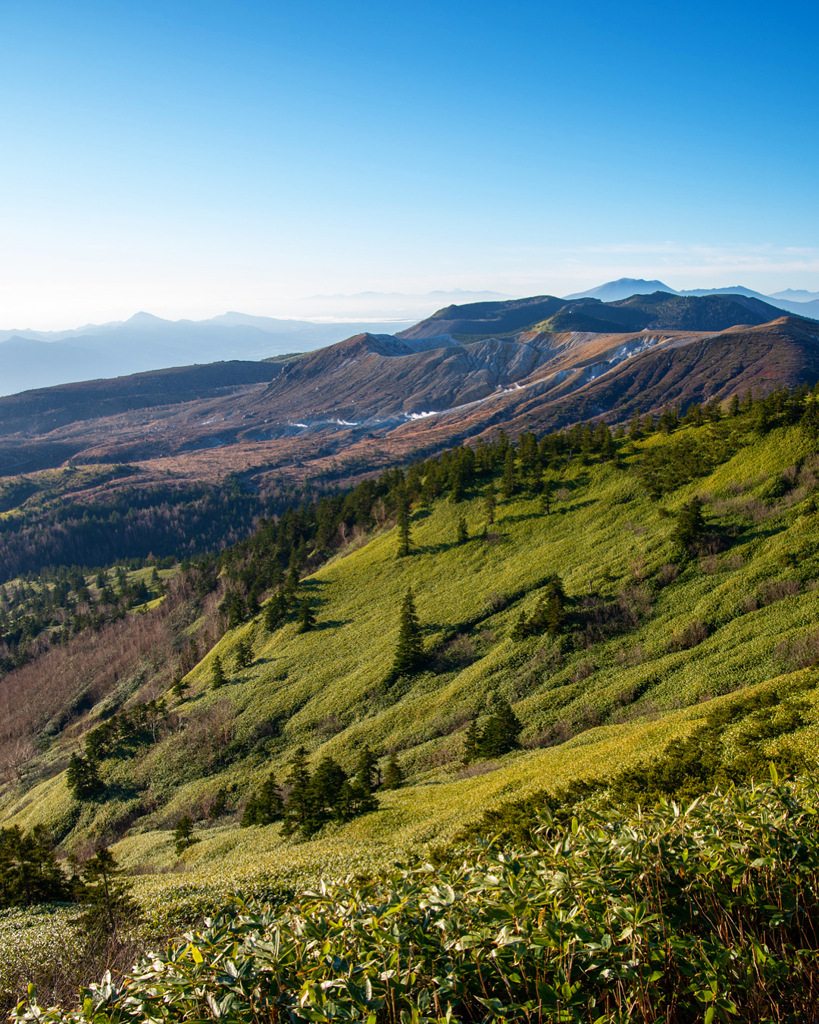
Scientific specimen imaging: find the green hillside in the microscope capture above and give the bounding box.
[3,387,819,1010]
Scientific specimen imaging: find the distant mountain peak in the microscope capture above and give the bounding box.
[125,311,169,325]
[564,279,676,302]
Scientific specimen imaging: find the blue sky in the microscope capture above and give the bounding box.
[2,0,818,328]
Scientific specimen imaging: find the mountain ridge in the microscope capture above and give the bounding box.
[0,295,817,486]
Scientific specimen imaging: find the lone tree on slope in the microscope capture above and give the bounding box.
[388,588,423,683]
[396,491,412,558]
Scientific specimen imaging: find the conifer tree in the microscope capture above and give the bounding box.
[66,752,104,799]
[479,699,522,758]
[309,756,348,824]
[76,846,140,941]
[510,609,529,640]
[283,566,299,601]
[530,575,566,634]
[658,406,679,434]
[383,752,404,790]
[173,815,194,856]
[211,653,225,689]
[354,744,379,795]
[226,591,248,629]
[282,747,312,836]
[264,591,288,631]
[462,719,482,764]
[171,671,189,701]
[242,770,283,826]
[234,636,253,670]
[396,491,411,558]
[296,597,316,633]
[540,479,553,515]
[0,825,68,907]
[501,450,517,499]
[456,516,468,544]
[352,744,380,811]
[388,589,423,682]
[672,496,706,555]
[483,482,497,524]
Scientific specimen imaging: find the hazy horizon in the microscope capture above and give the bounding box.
[4,278,818,336]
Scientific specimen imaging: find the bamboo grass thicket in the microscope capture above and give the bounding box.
[14,775,819,1024]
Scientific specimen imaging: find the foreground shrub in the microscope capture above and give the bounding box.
[14,775,819,1024]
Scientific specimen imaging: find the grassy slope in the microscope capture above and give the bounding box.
[3,420,819,919]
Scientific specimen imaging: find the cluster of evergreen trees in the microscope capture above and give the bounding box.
[84,698,168,761]
[242,745,390,837]
[0,825,69,906]
[0,475,265,582]
[64,697,172,799]
[0,565,165,675]
[462,699,523,763]
[0,826,138,939]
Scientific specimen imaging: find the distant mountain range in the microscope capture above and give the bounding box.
[402,291,790,338]
[0,312,415,397]
[564,278,819,318]
[3,282,818,398]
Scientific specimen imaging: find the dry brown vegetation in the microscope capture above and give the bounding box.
[0,571,227,786]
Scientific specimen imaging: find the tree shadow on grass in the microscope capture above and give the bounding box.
[313,619,351,631]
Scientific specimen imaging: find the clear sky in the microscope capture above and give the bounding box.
[2,0,818,329]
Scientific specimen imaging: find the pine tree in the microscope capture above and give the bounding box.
[211,653,225,689]
[75,846,140,941]
[241,793,259,826]
[352,744,380,812]
[66,752,104,799]
[296,597,316,633]
[309,756,348,825]
[456,516,468,544]
[479,699,522,758]
[396,491,411,558]
[383,752,404,790]
[462,719,482,764]
[483,482,497,524]
[264,591,288,631]
[282,747,312,836]
[540,479,553,516]
[242,770,283,827]
[0,825,69,907]
[256,771,284,823]
[354,744,379,793]
[388,589,423,682]
[501,450,516,499]
[529,575,566,634]
[226,591,248,629]
[510,609,529,640]
[171,671,189,701]
[234,636,253,670]
[672,496,706,555]
[283,566,299,601]
[173,815,194,856]
[658,406,679,434]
